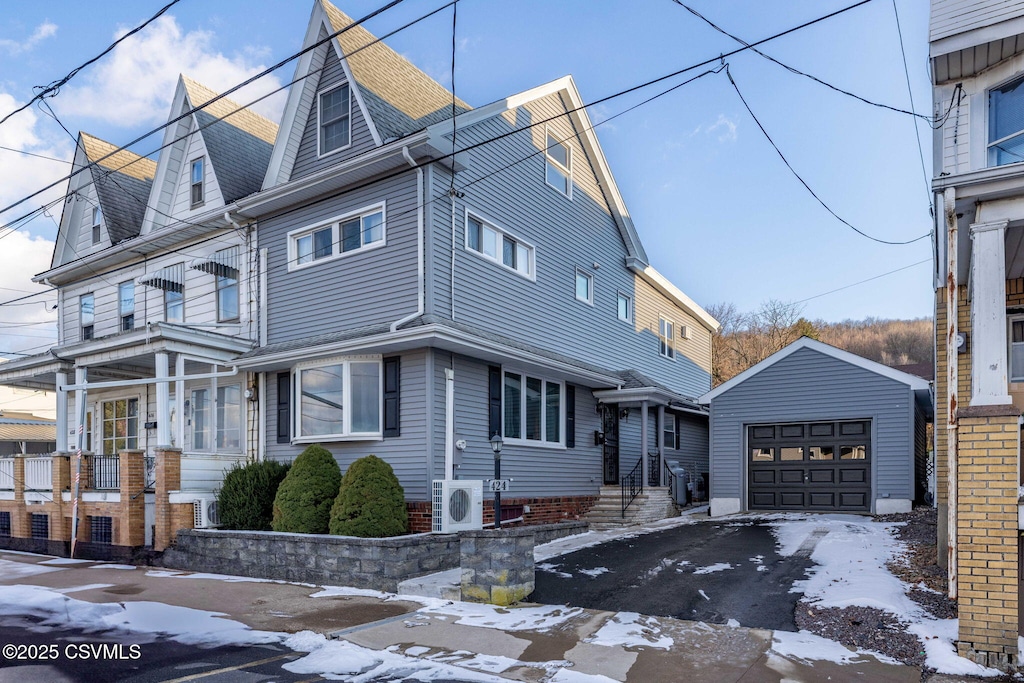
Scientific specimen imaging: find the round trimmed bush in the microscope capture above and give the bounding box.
[272,444,342,534]
[217,459,290,530]
[329,454,408,538]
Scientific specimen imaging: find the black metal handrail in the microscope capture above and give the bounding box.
[664,459,674,501]
[621,457,643,517]
[648,450,661,487]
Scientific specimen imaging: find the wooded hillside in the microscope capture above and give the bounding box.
[707,300,932,387]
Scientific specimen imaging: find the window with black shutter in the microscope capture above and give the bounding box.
[565,385,575,448]
[276,372,291,444]
[383,357,400,437]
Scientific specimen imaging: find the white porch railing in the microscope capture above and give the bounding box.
[24,457,52,490]
[0,459,13,490]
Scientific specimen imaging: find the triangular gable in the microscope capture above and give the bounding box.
[143,76,277,233]
[698,337,931,404]
[52,133,155,268]
[264,0,470,188]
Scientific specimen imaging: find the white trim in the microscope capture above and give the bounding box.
[189,156,205,208]
[710,497,741,517]
[874,498,912,515]
[1010,314,1024,382]
[574,268,593,305]
[500,367,566,448]
[699,337,930,404]
[0,491,13,501]
[543,125,573,200]
[286,201,387,272]
[293,354,383,441]
[631,263,720,333]
[464,208,536,280]
[658,316,675,360]
[330,31,383,148]
[616,292,632,323]
[316,82,353,158]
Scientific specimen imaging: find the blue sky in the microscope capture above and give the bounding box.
[0,0,933,355]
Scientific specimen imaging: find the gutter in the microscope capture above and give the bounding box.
[391,147,425,332]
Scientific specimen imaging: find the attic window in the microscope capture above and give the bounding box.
[190,158,204,207]
[319,84,351,156]
[545,131,571,197]
[91,207,102,244]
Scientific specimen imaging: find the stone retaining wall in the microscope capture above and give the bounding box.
[460,527,535,606]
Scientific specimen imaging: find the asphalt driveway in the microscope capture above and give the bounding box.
[531,518,823,632]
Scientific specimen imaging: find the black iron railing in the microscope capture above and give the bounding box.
[664,459,674,501]
[648,450,661,487]
[144,456,156,491]
[91,455,120,490]
[621,457,643,517]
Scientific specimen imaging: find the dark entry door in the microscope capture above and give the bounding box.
[747,420,871,511]
[602,405,619,485]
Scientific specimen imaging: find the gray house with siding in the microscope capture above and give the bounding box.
[699,338,931,517]
[230,0,719,529]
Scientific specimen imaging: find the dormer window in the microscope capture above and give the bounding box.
[91,207,102,244]
[319,84,351,156]
[989,75,1024,166]
[545,131,571,197]
[190,158,204,207]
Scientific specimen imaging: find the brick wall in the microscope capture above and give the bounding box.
[407,494,599,533]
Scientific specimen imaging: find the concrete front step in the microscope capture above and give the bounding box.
[584,486,678,528]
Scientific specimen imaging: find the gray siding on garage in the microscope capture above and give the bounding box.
[708,346,915,503]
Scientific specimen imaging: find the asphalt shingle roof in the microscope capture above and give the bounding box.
[80,133,156,244]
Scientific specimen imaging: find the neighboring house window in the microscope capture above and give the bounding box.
[319,83,351,155]
[91,207,102,244]
[80,293,94,341]
[295,357,382,440]
[465,212,534,278]
[30,514,48,540]
[503,371,563,445]
[190,158,204,207]
[989,75,1024,166]
[101,398,139,454]
[90,516,112,545]
[118,281,135,331]
[575,268,593,305]
[1010,317,1024,381]
[659,317,675,359]
[545,131,571,197]
[191,383,242,452]
[617,293,632,322]
[287,203,385,270]
[217,272,239,322]
[192,388,210,450]
[663,413,677,450]
[165,284,184,323]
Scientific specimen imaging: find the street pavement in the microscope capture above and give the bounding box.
[0,547,921,683]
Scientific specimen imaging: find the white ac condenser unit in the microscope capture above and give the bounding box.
[193,497,221,529]
[432,480,483,533]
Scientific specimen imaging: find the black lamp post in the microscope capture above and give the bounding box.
[490,432,503,529]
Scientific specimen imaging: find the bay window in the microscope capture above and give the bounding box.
[295,356,382,440]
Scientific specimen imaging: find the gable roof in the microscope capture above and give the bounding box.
[699,337,931,404]
[80,132,156,244]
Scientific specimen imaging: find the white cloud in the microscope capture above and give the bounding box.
[0,230,58,358]
[691,113,738,143]
[0,21,58,55]
[57,15,286,128]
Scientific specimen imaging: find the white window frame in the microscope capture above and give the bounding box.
[544,125,572,199]
[91,207,102,245]
[118,281,135,331]
[293,355,384,443]
[317,83,352,158]
[988,73,1024,167]
[188,381,244,454]
[80,292,95,341]
[575,268,594,305]
[463,209,536,280]
[286,202,387,272]
[501,368,565,449]
[659,316,675,360]
[190,157,204,208]
[99,396,140,455]
[1009,315,1024,382]
[617,292,632,323]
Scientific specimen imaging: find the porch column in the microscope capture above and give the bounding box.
[55,370,68,453]
[640,400,649,487]
[155,352,171,447]
[969,220,1012,406]
[656,405,665,486]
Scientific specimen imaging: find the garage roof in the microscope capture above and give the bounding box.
[698,337,930,404]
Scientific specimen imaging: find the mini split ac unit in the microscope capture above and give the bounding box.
[193,497,221,529]
[432,480,483,533]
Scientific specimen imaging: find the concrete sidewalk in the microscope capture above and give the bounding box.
[0,549,919,683]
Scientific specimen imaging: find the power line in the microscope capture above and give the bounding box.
[0,145,71,164]
[793,258,930,303]
[0,0,184,130]
[891,0,933,217]
[724,65,929,245]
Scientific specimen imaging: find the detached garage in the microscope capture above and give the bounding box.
[698,338,931,517]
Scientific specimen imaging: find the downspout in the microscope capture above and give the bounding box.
[391,147,425,332]
[944,186,958,600]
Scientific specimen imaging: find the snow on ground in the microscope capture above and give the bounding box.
[549,670,621,683]
[586,611,673,650]
[578,566,610,577]
[143,570,276,583]
[38,557,90,565]
[420,601,584,632]
[88,564,136,570]
[770,630,899,666]
[910,619,1003,678]
[537,562,572,578]
[0,558,63,578]
[692,562,733,575]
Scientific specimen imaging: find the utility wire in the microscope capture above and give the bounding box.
[891,0,933,216]
[793,258,930,303]
[725,65,929,245]
[0,0,183,130]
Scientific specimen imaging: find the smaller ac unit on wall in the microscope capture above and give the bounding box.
[193,497,220,529]
[432,480,483,533]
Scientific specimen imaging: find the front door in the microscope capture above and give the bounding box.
[602,405,619,485]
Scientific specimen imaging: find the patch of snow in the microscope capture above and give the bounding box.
[698,590,710,601]
[577,567,610,578]
[537,562,572,578]
[52,584,114,594]
[421,602,583,632]
[38,558,91,565]
[0,558,63,578]
[749,555,764,564]
[587,612,672,650]
[142,571,275,583]
[756,565,769,572]
[726,619,740,628]
[909,620,1003,677]
[405,645,431,656]
[309,585,393,600]
[549,670,621,683]
[451,652,521,673]
[771,630,900,666]
[692,562,733,575]
[88,564,136,570]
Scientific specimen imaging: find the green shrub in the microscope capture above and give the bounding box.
[217,459,290,530]
[272,444,342,534]
[329,454,408,538]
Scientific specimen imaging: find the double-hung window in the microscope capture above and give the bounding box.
[319,84,351,156]
[503,371,563,445]
[295,356,382,441]
[989,75,1024,167]
[617,293,632,322]
[465,212,534,278]
[288,203,386,271]
[190,158,204,207]
[217,272,239,322]
[101,398,139,454]
[663,413,677,450]
[545,130,571,197]
[118,281,135,331]
[659,317,675,359]
[190,383,242,452]
[575,268,593,305]
[91,207,102,244]
[165,284,184,323]
[80,293,95,341]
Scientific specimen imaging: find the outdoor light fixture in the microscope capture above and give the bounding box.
[490,432,503,529]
